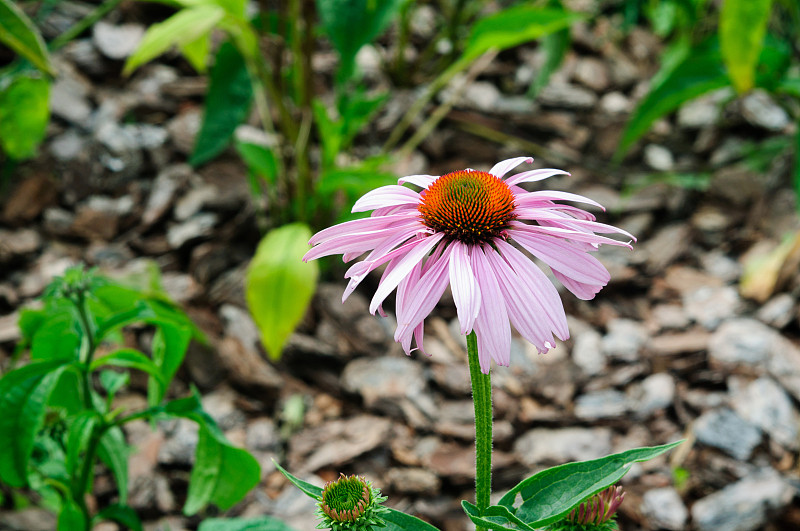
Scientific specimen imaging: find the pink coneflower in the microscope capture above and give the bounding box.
[304,157,632,373]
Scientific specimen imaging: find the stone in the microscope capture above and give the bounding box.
[49,130,88,161]
[648,330,710,355]
[573,57,610,91]
[756,294,796,329]
[160,272,202,303]
[0,229,42,262]
[514,427,612,465]
[0,508,56,530]
[246,418,280,452]
[571,328,605,376]
[574,389,628,419]
[166,213,218,248]
[683,286,740,330]
[266,478,321,530]
[0,312,20,343]
[640,487,688,531]
[288,415,392,472]
[174,185,216,221]
[678,95,721,128]
[599,91,630,115]
[2,173,58,223]
[410,5,437,37]
[731,377,800,450]
[708,318,777,367]
[643,144,674,171]
[700,250,742,283]
[50,75,92,124]
[693,408,761,460]
[386,467,441,495]
[202,386,247,431]
[167,107,203,154]
[157,418,198,466]
[92,21,145,60]
[651,304,690,330]
[601,318,647,362]
[143,164,192,225]
[538,82,598,110]
[94,121,144,178]
[628,373,675,417]
[642,224,691,274]
[741,90,790,132]
[691,468,794,531]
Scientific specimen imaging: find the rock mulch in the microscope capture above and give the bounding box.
[2,3,800,531]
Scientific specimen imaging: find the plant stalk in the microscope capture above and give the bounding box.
[467,331,492,530]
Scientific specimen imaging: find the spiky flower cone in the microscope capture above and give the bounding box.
[316,474,388,530]
[547,486,625,531]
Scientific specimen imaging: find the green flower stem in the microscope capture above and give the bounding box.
[467,331,492,530]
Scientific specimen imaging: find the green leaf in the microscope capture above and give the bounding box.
[97,427,130,504]
[95,504,143,531]
[462,7,583,62]
[719,0,773,93]
[123,4,225,76]
[29,310,81,362]
[316,0,403,81]
[65,411,99,486]
[0,360,70,486]
[190,41,253,166]
[0,74,51,160]
[99,370,130,400]
[462,501,530,531]
[90,349,165,385]
[382,508,442,531]
[0,0,54,75]
[492,441,684,528]
[57,499,86,531]
[528,27,570,99]
[246,223,319,360]
[148,322,192,404]
[273,460,322,499]
[179,31,211,72]
[198,516,298,531]
[184,423,261,514]
[616,39,728,159]
[236,140,280,196]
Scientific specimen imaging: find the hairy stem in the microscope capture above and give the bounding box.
[467,331,492,530]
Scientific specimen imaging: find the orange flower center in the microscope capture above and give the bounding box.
[418,170,515,244]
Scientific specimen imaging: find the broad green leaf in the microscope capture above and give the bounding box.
[616,40,728,159]
[316,0,403,81]
[462,501,532,531]
[184,423,261,514]
[492,441,684,528]
[462,7,583,62]
[148,322,192,404]
[65,411,99,486]
[0,0,54,75]
[246,223,319,360]
[274,462,440,531]
[95,504,143,531]
[719,0,773,93]
[179,31,211,72]
[48,369,84,415]
[57,499,86,531]
[190,41,253,166]
[198,516,298,531]
[97,426,130,504]
[123,5,225,76]
[90,349,166,385]
[777,76,800,98]
[0,75,51,160]
[30,310,81,362]
[339,90,389,148]
[0,360,69,486]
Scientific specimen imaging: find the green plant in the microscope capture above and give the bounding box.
[0,266,260,530]
[616,0,800,210]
